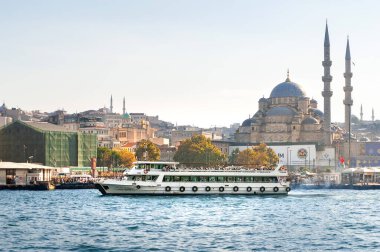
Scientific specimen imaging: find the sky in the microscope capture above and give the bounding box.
[1,0,380,128]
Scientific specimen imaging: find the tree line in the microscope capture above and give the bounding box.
[97,135,279,169]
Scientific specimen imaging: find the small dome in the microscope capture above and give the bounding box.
[122,113,130,119]
[302,117,319,125]
[242,118,256,127]
[0,103,7,113]
[259,97,267,102]
[270,78,306,98]
[310,98,317,104]
[309,108,324,118]
[266,107,296,117]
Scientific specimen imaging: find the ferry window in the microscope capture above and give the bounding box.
[190,176,198,182]
[200,176,207,182]
[272,177,278,182]
[227,177,235,182]
[152,176,158,181]
[163,176,171,182]
[235,177,243,182]
[244,177,253,182]
[141,176,146,181]
[146,176,151,181]
[174,176,181,182]
[181,176,190,182]
[131,176,136,181]
[217,177,225,182]
[254,177,262,182]
[209,177,216,182]
[264,177,270,183]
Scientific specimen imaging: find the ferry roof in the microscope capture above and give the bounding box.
[134,161,179,165]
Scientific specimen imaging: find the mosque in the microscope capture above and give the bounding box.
[235,23,353,147]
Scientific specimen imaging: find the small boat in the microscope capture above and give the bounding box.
[95,161,291,195]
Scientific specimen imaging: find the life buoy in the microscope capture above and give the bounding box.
[179,186,185,192]
[165,186,171,192]
[260,186,265,193]
[233,186,239,192]
[246,187,252,192]
[144,169,148,174]
[273,187,279,192]
[136,185,141,189]
[219,187,224,192]
[205,186,211,192]
[192,186,198,192]
[286,187,291,192]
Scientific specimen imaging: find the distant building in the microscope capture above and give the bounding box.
[0,121,97,167]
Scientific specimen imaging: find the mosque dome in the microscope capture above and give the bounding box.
[242,118,256,127]
[302,117,319,125]
[309,108,324,118]
[259,97,267,103]
[0,103,7,114]
[266,106,296,117]
[270,75,306,98]
[310,98,317,104]
[122,113,130,119]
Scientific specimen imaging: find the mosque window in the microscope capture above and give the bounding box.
[293,126,296,130]
[252,127,255,131]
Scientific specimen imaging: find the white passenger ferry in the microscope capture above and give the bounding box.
[95,161,291,195]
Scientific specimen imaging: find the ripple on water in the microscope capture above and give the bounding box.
[1,189,380,251]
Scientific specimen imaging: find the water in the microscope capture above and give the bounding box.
[1,189,379,252]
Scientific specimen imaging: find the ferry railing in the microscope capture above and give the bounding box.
[134,167,287,174]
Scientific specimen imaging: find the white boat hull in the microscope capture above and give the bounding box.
[95,181,290,195]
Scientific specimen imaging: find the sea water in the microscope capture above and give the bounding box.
[0,189,379,251]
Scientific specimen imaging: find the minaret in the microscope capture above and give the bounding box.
[372,108,375,122]
[343,37,353,132]
[123,97,126,115]
[360,104,363,122]
[322,22,333,145]
[110,95,113,113]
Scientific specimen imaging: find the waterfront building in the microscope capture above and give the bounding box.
[235,71,325,145]
[0,162,55,186]
[235,24,336,146]
[0,121,97,167]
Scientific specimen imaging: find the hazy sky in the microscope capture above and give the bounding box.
[1,0,379,128]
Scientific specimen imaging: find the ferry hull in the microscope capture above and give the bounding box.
[95,183,290,196]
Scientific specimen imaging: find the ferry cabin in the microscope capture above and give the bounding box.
[97,161,290,195]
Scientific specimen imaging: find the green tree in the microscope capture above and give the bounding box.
[173,135,226,167]
[135,139,160,161]
[236,143,279,169]
[228,148,240,165]
[97,147,112,168]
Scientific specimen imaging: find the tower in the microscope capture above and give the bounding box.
[372,108,375,122]
[110,95,113,113]
[360,104,363,122]
[343,37,353,132]
[123,97,126,115]
[322,22,333,145]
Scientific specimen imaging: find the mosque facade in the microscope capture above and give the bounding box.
[235,24,341,146]
[235,72,325,144]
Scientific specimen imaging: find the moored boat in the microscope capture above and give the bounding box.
[95,161,291,195]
